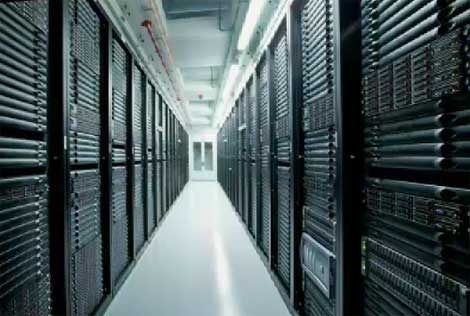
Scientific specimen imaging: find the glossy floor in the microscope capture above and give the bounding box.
[105,181,291,316]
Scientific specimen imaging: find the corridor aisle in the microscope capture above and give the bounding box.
[105,181,291,316]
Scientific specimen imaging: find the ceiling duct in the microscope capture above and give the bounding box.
[162,0,240,32]
[218,0,240,31]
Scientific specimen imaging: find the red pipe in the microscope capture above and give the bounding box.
[142,20,180,101]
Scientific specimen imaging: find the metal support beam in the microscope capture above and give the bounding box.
[142,76,149,241]
[287,1,303,309]
[100,19,113,298]
[48,0,71,314]
[333,0,363,315]
[127,56,136,260]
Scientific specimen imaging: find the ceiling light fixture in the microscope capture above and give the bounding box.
[237,0,267,51]
[222,64,240,100]
[212,64,239,127]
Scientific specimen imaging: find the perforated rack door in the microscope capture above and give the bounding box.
[70,169,103,316]
[272,26,292,291]
[133,65,144,163]
[68,0,105,314]
[156,131,164,222]
[247,77,260,236]
[111,166,130,284]
[273,32,291,164]
[110,34,131,288]
[299,0,337,314]
[111,36,128,147]
[146,83,156,235]
[147,161,155,234]
[133,164,145,253]
[258,56,271,258]
[0,176,51,316]
[161,102,168,214]
[361,1,470,315]
[0,1,52,315]
[238,117,246,221]
[68,0,101,167]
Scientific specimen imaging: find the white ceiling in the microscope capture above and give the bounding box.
[111,0,246,128]
[163,0,241,127]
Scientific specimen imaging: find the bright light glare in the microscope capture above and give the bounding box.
[237,0,267,51]
[222,64,240,100]
[212,64,239,127]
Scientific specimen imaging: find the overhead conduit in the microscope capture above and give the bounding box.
[142,0,190,123]
[141,20,174,91]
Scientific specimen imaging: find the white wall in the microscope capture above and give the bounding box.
[189,126,218,181]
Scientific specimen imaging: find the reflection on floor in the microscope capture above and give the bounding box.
[105,181,290,316]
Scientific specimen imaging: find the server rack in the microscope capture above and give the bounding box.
[170,112,175,205]
[247,77,259,237]
[299,0,338,314]
[156,94,163,221]
[0,2,51,315]
[217,0,362,314]
[361,1,470,316]
[67,1,105,314]
[218,1,469,316]
[0,1,190,315]
[133,64,146,254]
[146,82,156,236]
[168,111,172,206]
[258,54,272,260]
[238,94,248,223]
[111,33,131,289]
[161,101,168,215]
[243,91,251,228]
[173,114,177,203]
[271,23,293,292]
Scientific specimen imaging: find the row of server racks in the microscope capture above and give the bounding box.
[218,0,470,315]
[0,0,189,315]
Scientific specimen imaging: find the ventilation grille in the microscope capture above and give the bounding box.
[111,166,129,284]
[277,165,291,289]
[133,66,144,162]
[134,164,145,252]
[112,37,128,145]
[361,1,470,315]
[0,175,51,316]
[147,162,155,234]
[69,0,101,166]
[300,0,337,314]
[70,169,103,316]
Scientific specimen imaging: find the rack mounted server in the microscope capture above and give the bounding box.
[0,0,189,315]
[217,0,469,316]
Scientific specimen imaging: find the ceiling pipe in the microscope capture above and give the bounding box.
[144,0,191,123]
[98,0,187,126]
[141,20,173,86]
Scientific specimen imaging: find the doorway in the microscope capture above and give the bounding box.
[191,141,216,181]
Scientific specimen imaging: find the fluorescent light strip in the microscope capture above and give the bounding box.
[237,0,268,51]
[214,0,293,128]
[212,64,239,126]
[222,64,240,100]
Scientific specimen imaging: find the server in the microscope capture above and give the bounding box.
[0,1,189,315]
[0,2,51,315]
[258,55,272,259]
[300,0,337,314]
[361,1,470,316]
[133,64,146,255]
[247,77,259,236]
[111,34,130,289]
[217,0,469,316]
